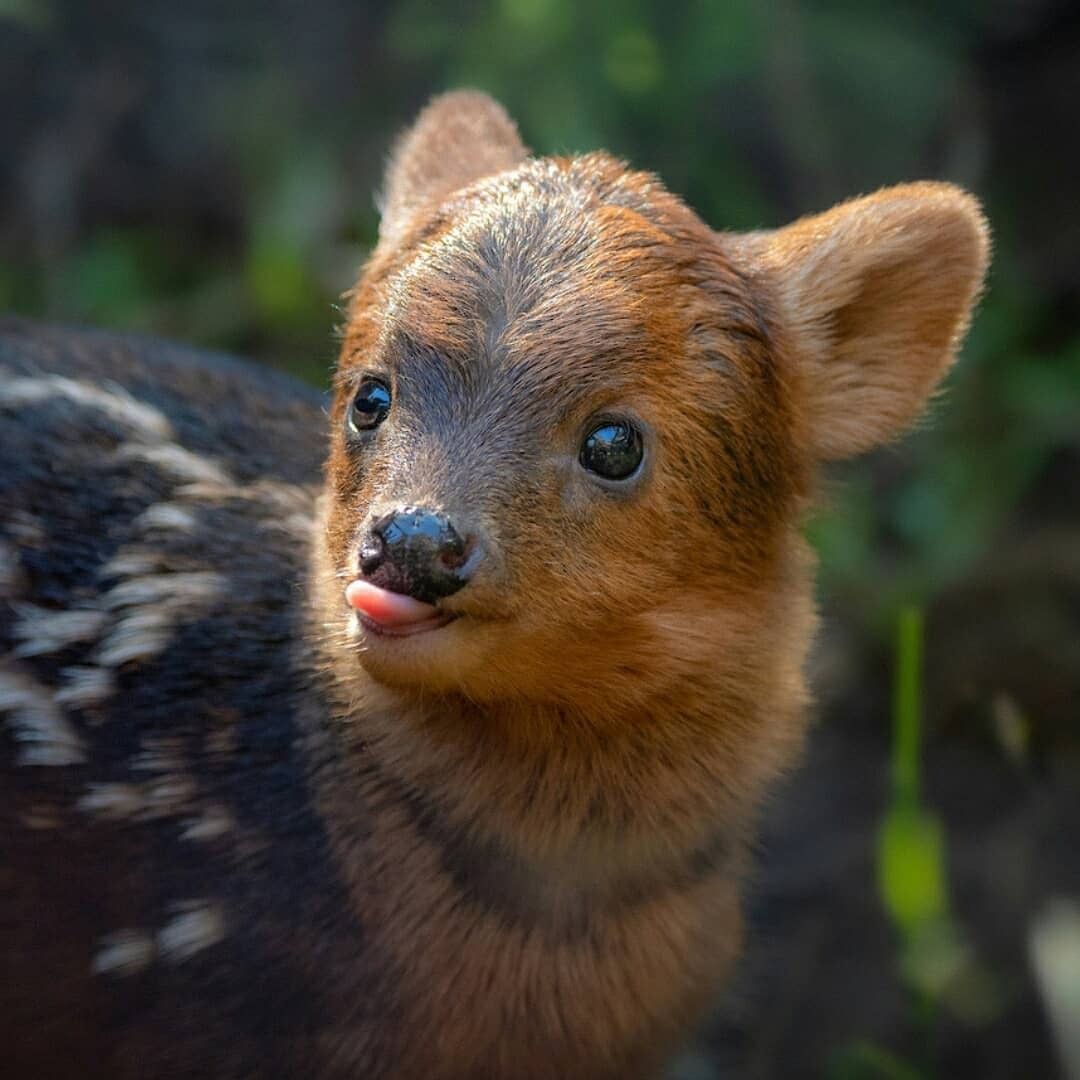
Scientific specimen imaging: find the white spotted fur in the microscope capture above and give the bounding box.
[55,665,115,710]
[115,443,232,486]
[0,662,86,766]
[92,930,157,977]
[130,736,186,774]
[77,783,145,820]
[157,901,226,963]
[0,375,174,440]
[12,604,109,659]
[95,571,225,667]
[92,904,226,976]
[180,803,234,842]
[135,503,199,533]
[0,539,24,593]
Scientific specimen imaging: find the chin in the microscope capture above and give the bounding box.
[351,611,492,695]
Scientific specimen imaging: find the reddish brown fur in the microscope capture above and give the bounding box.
[301,92,989,1077]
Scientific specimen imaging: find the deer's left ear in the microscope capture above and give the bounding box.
[736,182,990,460]
[378,90,529,247]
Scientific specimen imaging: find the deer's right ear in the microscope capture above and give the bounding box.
[378,91,528,246]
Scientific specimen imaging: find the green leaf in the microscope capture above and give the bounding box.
[878,802,948,934]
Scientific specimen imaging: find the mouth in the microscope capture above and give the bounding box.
[344,579,458,638]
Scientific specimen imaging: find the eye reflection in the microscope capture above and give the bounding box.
[579,420,644,481]
[348,379,392,435]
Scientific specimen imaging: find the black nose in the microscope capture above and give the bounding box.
[359,506,476,604]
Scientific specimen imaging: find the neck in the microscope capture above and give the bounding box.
[339,682,747,924]
[303,672,751,1078]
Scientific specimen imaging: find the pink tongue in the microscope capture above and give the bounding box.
[345,579,440,627]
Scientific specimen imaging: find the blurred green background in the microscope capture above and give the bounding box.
[2,2,1078,1077]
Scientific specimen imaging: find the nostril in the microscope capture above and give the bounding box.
[442,539,484,584]
[437,546,466,573]
[359,532,385,575]
[436,529,468,570]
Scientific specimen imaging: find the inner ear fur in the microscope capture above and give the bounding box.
[379,90,529,246]
[740,182,990,460]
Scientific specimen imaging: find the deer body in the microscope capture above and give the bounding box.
[1,93,988,1078]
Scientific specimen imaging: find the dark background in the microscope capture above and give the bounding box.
[2,2,1079,1077]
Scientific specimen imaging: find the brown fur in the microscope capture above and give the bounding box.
[0,90,989,1079]
[306,91,990,1076]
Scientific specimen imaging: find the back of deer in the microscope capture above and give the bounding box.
[0,93,988,1078]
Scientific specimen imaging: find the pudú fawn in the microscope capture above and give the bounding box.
[1,92,988,1078]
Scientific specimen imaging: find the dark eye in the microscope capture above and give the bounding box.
[579,420,644,481]
[347,378,391,434]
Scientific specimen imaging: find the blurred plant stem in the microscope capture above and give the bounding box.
[868,605,1005,1077]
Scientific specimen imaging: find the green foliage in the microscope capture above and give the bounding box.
[854,607,1006,1078]
[878,607,956,989]
[829,1039,923,1080]
[880,805,947,936]
[0,0,54,31]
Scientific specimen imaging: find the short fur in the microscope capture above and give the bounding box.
[0,92,988,1078]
